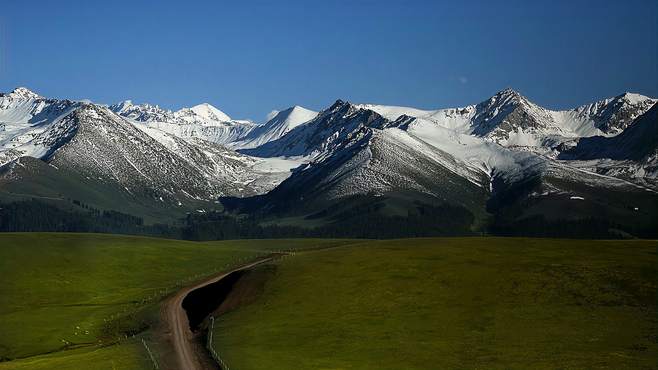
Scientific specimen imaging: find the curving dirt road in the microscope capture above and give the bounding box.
[162,257,273,370]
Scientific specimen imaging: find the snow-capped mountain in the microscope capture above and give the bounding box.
[0,88,80,166]
[239,90,656,194]
[560,104,658,162]
[110,99,233,124]
[353,89,656,148]
[232,106,318,149]
[179,102,232,123]
[0,88,301,220]
[1,86,656,235]
[241,100,388,158]
[110,100,318,150]
[4,101,275,198]
[557,104,658,185]
[232,98,535,216]
[570,92,657,135]
[110,100,254,145]
[109,100,174,122]
[226,91,656,237]
[251,123,492,217]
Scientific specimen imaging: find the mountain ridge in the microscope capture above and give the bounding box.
[1,86,656,237]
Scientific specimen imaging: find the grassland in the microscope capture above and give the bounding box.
[0,233,357,369]
[214,238,658,370]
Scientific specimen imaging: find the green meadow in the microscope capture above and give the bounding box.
[1,235,656,369]
[214,238,658,370]
[0,233,356,369]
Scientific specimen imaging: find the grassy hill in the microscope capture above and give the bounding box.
[0,233,357,369]
[213,238,657,369]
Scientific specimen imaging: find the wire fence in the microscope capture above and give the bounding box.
[141,338,159,369]
[207,316,231,370]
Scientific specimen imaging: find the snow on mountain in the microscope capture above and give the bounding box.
[556,104,658,185]
[353,103,437,121]
[132,123,301,195]
[252,124,491,218]
[110,100,253,145]
[187,103,232,122]
[569,92,657,135]
[0,90,299,205]
[560,104,658,162]
[234,99,494,218]
[232,105,318,149]
[388,91,656,192]
[236,88,658,222]
[109,100,175,122]
[134,118,255,146]
[355,90,562,147]
[467,89,563,145]
[110,99,315,150]
[396,113,654,195]
[374,89,581,147]
[2,87,42,100]
[2,86,656,221]
[105,88,655,167]
[354,89,656,149]
[241,100,387,158]
[243,97,541,189]
[29,104,261,201]
[110,100,232,124]
[396,115,539,184]
[0,88,80,166]
[28,104,298,204]
[335,127,486,196]
[239,99,657,233]
[0,87,74,125]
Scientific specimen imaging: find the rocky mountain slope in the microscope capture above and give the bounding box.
[228,92,657,235]
[0,89,300,220]
[1,86,655,235]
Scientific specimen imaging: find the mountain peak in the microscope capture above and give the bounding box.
[494,87,523,99]
[9,87,42,100]
[288,105,316,115]
[478,88,528,111]
[189,103,231,121]
[325,99,355,114]
[484,88,540,111]
[617,92,653,105]
[275,105,317,126]
[573,92,658,134]
[259,105,317,130]
[330,99,348,108]
[234,105,319,149]
[112,100,133,110]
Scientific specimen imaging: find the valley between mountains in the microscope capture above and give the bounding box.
[1,87,656,238]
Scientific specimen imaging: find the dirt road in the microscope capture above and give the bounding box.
[162,257,273,370]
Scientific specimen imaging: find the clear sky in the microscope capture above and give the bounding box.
[1,0,656,121]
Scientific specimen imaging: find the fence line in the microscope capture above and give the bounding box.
[207,316,231,370]
[141,338,159,369]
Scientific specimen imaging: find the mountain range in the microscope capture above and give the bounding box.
[1,87,656,237]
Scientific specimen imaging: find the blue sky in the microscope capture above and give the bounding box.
[1,0,656,121]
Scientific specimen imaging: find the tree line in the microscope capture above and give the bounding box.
[0,199,653,240]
